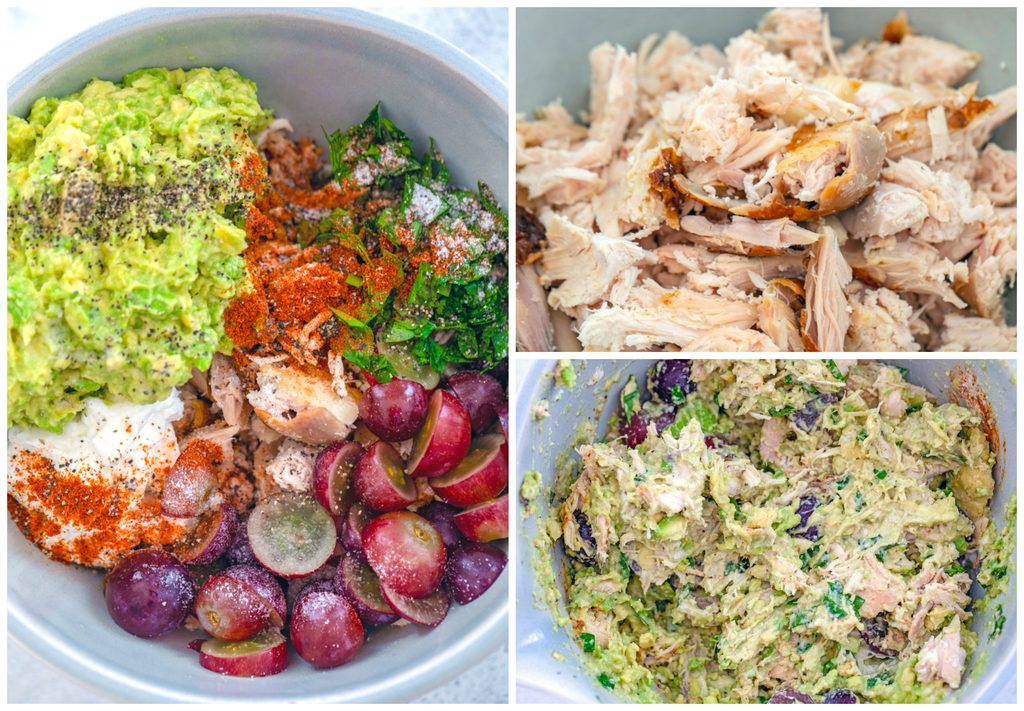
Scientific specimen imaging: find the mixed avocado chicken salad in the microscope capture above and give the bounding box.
[7,67,509,677]
[526,359,1015,703]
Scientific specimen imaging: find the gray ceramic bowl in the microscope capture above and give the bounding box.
[516,358,1016,703]
[517,7,1017,350]
[7,8,507,703]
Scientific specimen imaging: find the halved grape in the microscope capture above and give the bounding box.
[104,549,195,638]
[248,493,336,578]
[221,564,287,628]
[354,441,418,512]
[199,628,288,677]
[407,390,471,477]
[195,572,271,641]
[341,501,372,556]
[290,589,365,669]
[335,552,400,628]
[161,442,218,518]
[380,583,450,627]
[446,542,507,605]
[362,511,446,598]
[173,503,238,565]
[312,440,362,516]
[431,434,508,508]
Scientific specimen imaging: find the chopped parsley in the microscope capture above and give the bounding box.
[324,104,508,379]
[826,359,847,381]
[580,632,596,653]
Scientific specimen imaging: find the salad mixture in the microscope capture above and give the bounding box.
[526,359,1014,702]
[7,67,509,678]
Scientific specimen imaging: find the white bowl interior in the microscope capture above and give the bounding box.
[8,8,507,702]
[516,359,1017,703]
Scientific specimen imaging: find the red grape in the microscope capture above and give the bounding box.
[290,589,365,669]
[199,628,288,677]
[446,542,507,604]
[195,572,271,641]
[415,501,464,550]
[221,564,287,628]
[353,441,418,512]
[104,549,195,638]
[358,378,428,441]
[447,371,505,433]
[362,511,446,598]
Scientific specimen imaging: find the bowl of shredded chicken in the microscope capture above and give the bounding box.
[515,8,1016,352]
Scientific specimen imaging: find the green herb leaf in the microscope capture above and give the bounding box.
[826,359,847,381]
[580,632,596,654]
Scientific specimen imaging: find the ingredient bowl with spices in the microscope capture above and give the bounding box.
[8,7,507,703]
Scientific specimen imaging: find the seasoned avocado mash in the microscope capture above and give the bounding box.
[527,360,1014,703]
[7,67,269,430]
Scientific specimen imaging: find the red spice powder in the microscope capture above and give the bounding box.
[267,262,344,325]
[8,452,185,568]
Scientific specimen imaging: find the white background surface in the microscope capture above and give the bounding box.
[4,5,508,704]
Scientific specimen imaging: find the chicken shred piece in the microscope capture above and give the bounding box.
[802,219,852,351]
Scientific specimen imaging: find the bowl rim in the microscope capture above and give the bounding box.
[7,6,508,703]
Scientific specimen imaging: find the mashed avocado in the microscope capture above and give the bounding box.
[531,360,1011,704]
[7,67,269,430]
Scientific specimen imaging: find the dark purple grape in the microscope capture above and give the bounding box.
[447,371,505,433]
[823,689,858,704]
[224,512,256,566]
[104,549,195,638]
[793,495,819,529]
[445,542,508,604]
[567,510,596,565]
[359,378,428,441]
[651,360,695,403]
[574,510,595,546]
[653,410,677,434]
[792,393,841,432]
[860,616,898,658]
[417,501,465,549]
[797,525,821,541]
[622,411,649,448]
[768,690,815,704]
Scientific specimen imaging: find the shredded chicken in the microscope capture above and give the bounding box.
[517,8,1016,351]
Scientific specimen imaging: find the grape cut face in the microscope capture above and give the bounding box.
[173,502,238,565]
[353,440,418,512]
[199,628,289,677]
[335,552,400,628]
[312,440,363,516]
[361,511,446,598]
[380,582,450,627]
[247,493,337,578]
